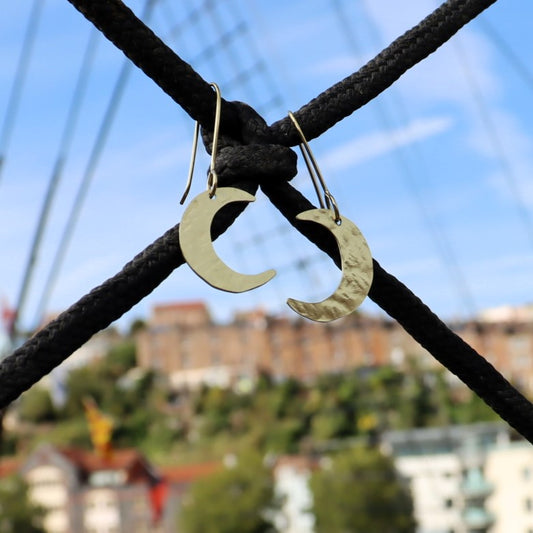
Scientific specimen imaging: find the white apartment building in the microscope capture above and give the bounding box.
[485,442,533,533]
[9,423,533,533]
[273,456,317,533]
[382,422,533,533]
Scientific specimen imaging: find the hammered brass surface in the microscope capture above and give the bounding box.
[179,188,276,293]
[287,209,373,322]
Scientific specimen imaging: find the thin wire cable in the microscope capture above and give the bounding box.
[167,0,323,303]
[33,0,157,326]
[347,0,477,316]
[10,29,100,340]
[453,36,533,251]
[4,0,532,443]
[478,17,533,93]
[221,0,331,293]
[0,0,44,184]
[65,0,498,143]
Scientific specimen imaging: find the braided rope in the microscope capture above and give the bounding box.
[3,0,530,444]
[65,0,240,135]
[261,181,533,442]
[65,0,497,144]
[0,103,297,407]
[271,0,498,144]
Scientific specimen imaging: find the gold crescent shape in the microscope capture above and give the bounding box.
[287,209,373,322]
[179,188,276,293]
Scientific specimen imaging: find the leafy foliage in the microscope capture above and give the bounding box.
[179,453,278,533]
[310,446,416,533]
[0,476,46,533]
[19,387,55,423]
[11,338,501,459]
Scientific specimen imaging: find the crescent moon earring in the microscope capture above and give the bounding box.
[178,83,275,293]
[286,111,373,322]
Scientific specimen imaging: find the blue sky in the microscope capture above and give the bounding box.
[1,0,532,332]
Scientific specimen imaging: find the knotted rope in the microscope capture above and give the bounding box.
[3,0,532,445]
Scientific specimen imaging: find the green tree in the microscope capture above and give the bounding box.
[61,365,108,418]
[179,453,278,533]
[0,476,45,533]
[310,446,416,533]
[310,409,349,441]
[100,340,137,378]
[19,387,55,423]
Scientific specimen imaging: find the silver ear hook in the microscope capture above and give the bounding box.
[180,121,200,205]
[180,83,222,205]
[288,111,341,224]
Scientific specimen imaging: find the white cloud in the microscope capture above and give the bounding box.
[305,54,366,77]
[320,115,453,172]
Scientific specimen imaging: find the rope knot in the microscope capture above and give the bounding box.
[201,101,297,188]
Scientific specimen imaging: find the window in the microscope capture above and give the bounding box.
[445,498,454,509]
[525,497,533,511]
[524,467,532,480]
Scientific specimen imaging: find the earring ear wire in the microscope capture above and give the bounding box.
[288,111,340,223]
[285,111,372,322]
[180,83,222,205]
[178,83,276,293]
[180,121,200,205]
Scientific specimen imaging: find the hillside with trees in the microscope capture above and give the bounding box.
[8,339,501,462]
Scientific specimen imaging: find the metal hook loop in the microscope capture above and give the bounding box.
[180,83,222,205]
[288,111,341,224]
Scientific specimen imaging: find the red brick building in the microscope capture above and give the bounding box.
[135,301,533,393]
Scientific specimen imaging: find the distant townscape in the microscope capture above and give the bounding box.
[136,301,533,393]
[2,300,533,532]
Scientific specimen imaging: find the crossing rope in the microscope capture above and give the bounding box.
[3,0,532,443]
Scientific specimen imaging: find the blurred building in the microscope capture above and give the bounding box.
[136,301,421,388]
[136,301,533,393]
[272,423,533,533]
[4,425,533,533]
[273,455,318,533]
[16,443,218,533]
[6,444,316,533]
[382,422,533,533]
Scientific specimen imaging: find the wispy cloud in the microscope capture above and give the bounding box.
[304,54,366,77]
[320,115,453,172]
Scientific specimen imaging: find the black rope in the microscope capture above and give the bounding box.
[0,103,297,408]
[65,0,497,145]
[32,0,156,331]
[3,0,531,445]
[65,0,242,136]
[261,181,533,443]
[271,0,499,145]
[11,30,100,339]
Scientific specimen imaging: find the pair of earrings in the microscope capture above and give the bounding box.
[178,84,373,322]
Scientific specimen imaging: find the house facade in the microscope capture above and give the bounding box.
[136,301,533,393]
[18,444,195,533]
[382,422,533,533]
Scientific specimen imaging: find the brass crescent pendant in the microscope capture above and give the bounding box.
[287,209,373,322]
[179,188,276,293]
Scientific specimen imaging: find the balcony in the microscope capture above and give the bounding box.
[462,507,495,530]
[461,468,493,499]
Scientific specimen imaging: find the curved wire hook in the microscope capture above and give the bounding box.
[180,83,222,204]
[288,111,341,223]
